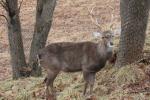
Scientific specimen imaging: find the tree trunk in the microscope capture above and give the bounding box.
[29,0,57,76]
[115,0,150,67]
[6,0,27,79]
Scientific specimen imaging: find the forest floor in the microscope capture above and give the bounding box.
[0,0,150,100]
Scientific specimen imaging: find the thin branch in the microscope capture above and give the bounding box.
[0,0,8,11]
[18,0,24,14]
[0,14,8,23]
[0,1,5,8]
[5,0,10,12]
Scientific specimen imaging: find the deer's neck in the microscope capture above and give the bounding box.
[97,41,107,56]
[97,41,113,59]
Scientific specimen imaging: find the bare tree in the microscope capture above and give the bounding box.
[0,0,28,79]
[115,0,150,67]
[29,0,57,76]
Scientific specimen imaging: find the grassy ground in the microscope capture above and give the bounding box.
[1,0,150,100]
[1,63,150,100]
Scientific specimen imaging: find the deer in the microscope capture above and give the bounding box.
[37,7,115,99]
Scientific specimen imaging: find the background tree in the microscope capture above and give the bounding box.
[115,0,150,67]
[0,0,27,79]
[29,0,57,76]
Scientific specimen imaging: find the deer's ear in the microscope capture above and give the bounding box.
[92,32,102,38]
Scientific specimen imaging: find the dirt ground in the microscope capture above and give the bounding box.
[0,0,120,81]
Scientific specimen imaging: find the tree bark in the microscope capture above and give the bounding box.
[29,0,57,76]
[6,0,27,79]
[115,0,150,67]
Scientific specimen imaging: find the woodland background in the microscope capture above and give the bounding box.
[0,0,150,99]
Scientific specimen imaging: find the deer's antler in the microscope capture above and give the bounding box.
[88,6,102,31]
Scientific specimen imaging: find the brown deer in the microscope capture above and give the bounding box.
[37,7,115,99]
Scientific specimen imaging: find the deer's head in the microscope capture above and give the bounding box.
[88,6,114,48]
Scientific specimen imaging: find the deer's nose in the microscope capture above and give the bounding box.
[110,42,113,45]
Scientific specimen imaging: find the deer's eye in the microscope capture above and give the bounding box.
[104,37,109,39]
